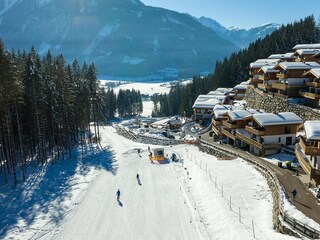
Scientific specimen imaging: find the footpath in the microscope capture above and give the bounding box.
[200,132,320,225]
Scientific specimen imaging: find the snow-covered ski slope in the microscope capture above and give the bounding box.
[49,126,293,240]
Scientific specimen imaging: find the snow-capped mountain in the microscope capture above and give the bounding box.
[196,16,280,49]
[0,0,239,78]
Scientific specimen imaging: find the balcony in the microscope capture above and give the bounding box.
[276,73,288,79]
[299,91,320,100]
[212,125,220,135]
[298,138,320,155]
[245,125,266,136]
[221,128,236,140]
[272,82,287,90]
[307,82,320,88]
[236,130,263,149]
[222,121,237,129]
[212,119,222,126]
[257,83,272,91]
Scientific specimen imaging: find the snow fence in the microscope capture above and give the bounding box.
[198,140,319,239]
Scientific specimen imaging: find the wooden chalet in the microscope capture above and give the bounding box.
[236,112,303,156]
[294,49,320,63]
[271,62,320,98]
[211,105,233,138]
[220,109,259,146]
[295,121,320,186]
[257,66,279,92]
[300,68,320,107]
[249,59,278,87]
[268,52,295,62]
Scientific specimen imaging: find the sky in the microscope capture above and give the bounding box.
[140,0,319,29]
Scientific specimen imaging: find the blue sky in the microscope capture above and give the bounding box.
[140,0,319,29]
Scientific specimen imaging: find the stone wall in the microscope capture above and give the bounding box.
[245,86,320,121]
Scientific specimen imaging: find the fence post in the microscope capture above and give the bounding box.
[252,220,255,238]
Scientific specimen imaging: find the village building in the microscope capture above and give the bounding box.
[233,84,248,100]
[211,105,233,138]
[271,62,320,98]
[220,109,259,146]
[249,59,279,87]
[292,43,320,50]
[256,66,279,92]
[268,52,295,62]
[294,49,320,62]
[295,121,320,186]
[236,112,303,156]
[300,68,320,107]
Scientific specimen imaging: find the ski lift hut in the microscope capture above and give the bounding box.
[149,147,165,161]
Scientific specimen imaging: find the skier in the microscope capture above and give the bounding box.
[116,189,121,201]
[136,173,140,179]
[291,188,297,201]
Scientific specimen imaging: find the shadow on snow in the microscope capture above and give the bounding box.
[0,144,117,239]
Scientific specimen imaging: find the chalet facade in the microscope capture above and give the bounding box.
[257,66,279,92]
[300,68,320,107]
[295,121,320,186]
[249,59,278,87]
[235,112,303,156]
[271,62,320,98]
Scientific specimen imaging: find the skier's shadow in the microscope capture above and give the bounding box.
[117,199,123,207]
[137,177,142,186]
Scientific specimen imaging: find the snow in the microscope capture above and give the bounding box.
[253,112,303,126]
[263,153,298,168]
[292,43,320,50]
[304,121,320,140]
[122,56,145,65]
[1,81,319,239]
[278,62,320,70]
[294,49,320,56]
[1,125,299,239]
[227,109,259,121]
[306,68,320,78]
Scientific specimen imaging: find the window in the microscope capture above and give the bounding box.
[278,137,281,142]
[284,125,291,134]
[286,137,292,145]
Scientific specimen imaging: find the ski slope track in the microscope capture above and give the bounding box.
[1,126,297,239]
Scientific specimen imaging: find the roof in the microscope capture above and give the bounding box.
[259,66,279,73]
[304,121,320,140]
[192,95,224,109]
[252,112,303,126]
[276,62,320,70]
[207,91,227,96]
[213,104,232,110]
[293,43,320,50]
[233,84,248,90]
[227,109,259,121]
[250,62,277,69]
[304,68,320,78]
[215,88,234,94]
[268,53,295,59]
[255,59,280,63]
[240,81,250,85]
[213,109,230,119]
[294,49,320,56]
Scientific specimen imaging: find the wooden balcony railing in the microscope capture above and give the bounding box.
[222,121,238,129]
[276,73,288,79]
[221,128,236,140]
[295,145,312,175]
[299,91,320,100]
[212,125,220,135]
[306,82,320,88]
[212,119,222,126]
[245,126,266,136]
[272,82,287,90]
[236,131,263,149]
[299,138,320,155]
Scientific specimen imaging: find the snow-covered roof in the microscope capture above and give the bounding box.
[233,84,248,90]
[215,88,234,94]
[240,81,250,85]
[312,52,320,58]
[213,109,230,119]
[259,66,279,73]
[250,62,277,69]
[207,91,227,96]
[254,59,280,63]
[293,43,320,50]
[276,62,320,70]
[213,104,232,110]
[227,109,259,121]
[304,68,320,78]
[268,53,295,59]
[192,96,224,109]
[294,49,320,56]
[304,121,320,140]
[169,118,182,125]
[252,112,303,126]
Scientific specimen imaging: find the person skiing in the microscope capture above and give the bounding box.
[116,189,121,201]
[291,188,297,201]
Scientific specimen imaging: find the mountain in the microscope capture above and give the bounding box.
[0,0,239,79]
[196,16,280,49]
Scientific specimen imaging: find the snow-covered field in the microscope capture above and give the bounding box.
[1,125,299,240]
[1,80,318,239]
